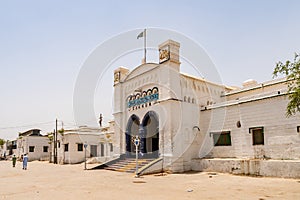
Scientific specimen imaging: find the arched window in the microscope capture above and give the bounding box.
[152,87,158,94]
[127,96,132,102]
[147,89,152,96]
[142,91,147,97]
[136,93,140,99]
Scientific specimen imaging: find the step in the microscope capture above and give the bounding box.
[103,158,157,173]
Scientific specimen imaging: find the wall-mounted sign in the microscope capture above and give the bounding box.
[127,87,159,108]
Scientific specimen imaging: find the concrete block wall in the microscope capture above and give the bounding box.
[200,95,300,160]
[191,158,300,178]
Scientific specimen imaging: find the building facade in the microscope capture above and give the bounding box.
[55,125,114,164]
[112,39,300,176]
[17,129,50,161]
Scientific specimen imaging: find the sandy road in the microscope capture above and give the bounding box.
[0,160,299,200]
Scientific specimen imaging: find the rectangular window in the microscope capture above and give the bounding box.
[43,146,48,152]
[212,131,232,146]
[29,146,35,152]
[250,127,264,145]
[77,143,83,151]
[110,143,113,152]
[64,144,69,152]
[297,126,300,133]
[12,140,17,149]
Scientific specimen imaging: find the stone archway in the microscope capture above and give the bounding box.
[141,111,159,158]
[125,115,140,156]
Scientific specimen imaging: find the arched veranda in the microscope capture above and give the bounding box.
[125,111,159,158]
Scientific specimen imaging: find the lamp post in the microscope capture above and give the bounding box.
[84,142,88,170]
[133,135,140,177]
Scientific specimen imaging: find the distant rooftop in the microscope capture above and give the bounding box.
[19,129,42,137]
[225,77,287,96]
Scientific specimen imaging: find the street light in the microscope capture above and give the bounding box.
[133,135,140,177]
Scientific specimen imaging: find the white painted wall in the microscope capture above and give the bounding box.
[112,39,300,176]
[200,95,300,160]
[17,136,50,161]
[55,127,114,164]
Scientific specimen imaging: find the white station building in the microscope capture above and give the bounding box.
[17,129,50,161]
[55,125,114,164]
[111,39,300,178]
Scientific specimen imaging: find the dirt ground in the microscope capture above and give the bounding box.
[0,160,299,200]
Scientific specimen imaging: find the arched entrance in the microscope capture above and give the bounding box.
[125,115,140,156]
[125,111,159,158]
[141,111,159,158]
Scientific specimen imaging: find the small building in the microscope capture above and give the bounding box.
[55,125,114,164]
[99,121,115,159]
[5,140,17,157]
[17,129,50,161]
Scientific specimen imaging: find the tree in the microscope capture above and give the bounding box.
[47,133,53,144]
[58,128,65,135]
[273,53,300,116]
[0,138,5,146]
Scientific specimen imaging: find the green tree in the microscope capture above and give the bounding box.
[58,128,65,135]
[273,53,300,116]
[0,138,5,147]
[47,133,53,144]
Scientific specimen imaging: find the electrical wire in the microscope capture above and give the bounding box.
[0,121,55,130]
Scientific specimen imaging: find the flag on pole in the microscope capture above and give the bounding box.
[137,30,144,39]
[137,29,147,63]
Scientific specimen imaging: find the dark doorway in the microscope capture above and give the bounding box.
[141,111,159,158]
[125,115,140,157]
[90,145,97,157]
[125,112,159,158]
[100,143,104,157]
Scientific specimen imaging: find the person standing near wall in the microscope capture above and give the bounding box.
[12,155,16,167]
[22,154,28,170]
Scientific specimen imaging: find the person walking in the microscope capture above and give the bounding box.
[12,155,17,167]
[22,154,28,170]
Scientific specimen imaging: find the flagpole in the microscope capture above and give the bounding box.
[144,29,146,63]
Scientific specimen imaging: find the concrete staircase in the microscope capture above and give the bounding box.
[104,158,155,173]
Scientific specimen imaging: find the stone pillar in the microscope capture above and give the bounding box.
[113,67,129,157]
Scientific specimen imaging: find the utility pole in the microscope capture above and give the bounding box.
[54,119,58,164]
[53,129,55,163]
[84,142,88,170]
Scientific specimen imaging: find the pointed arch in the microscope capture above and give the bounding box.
[125,115,140,154]
[141,111,159,158]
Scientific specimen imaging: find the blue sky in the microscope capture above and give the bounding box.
[0,0,299,140]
